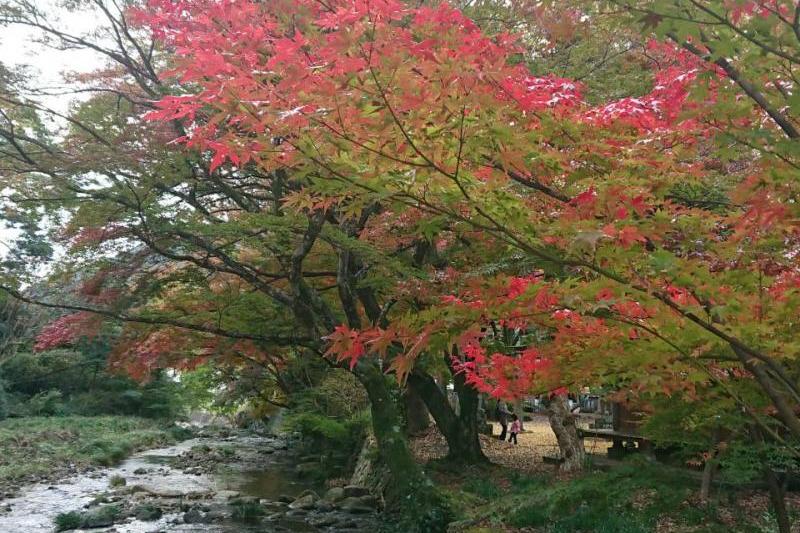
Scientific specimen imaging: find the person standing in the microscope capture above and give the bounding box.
[496,400,510,440]
[508,414,521,445]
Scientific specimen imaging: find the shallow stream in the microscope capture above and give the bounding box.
[0,433,337,532]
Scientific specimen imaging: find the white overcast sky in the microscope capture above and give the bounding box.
[0,1,106,266]
[0,1,106,111]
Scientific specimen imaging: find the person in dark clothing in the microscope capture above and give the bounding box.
[496,401,510,440]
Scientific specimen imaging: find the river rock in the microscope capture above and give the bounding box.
[82,509,117,528]
[216,490,241,500]
[316,500,334,512]
[263,500,288,513]
[288,493,318,510]
[342,485,370,498]
[308,514,338,527]
[339,496,376,514]
[183,508,205,524]
[324,487,345,502]
[205,509,226,522]
[134,504,163,521]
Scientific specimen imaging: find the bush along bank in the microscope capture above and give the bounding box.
[0,416,191,498]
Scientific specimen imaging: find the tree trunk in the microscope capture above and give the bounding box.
[403,386,431,436]
[354,361,450,531]
[699,453,718,503]
[408,369,488,464]
[450,356,490,458]
[700,426,722,503]
[765,469,791,533]
[547,394,585,473]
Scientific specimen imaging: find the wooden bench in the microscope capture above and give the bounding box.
[578,428,652,459]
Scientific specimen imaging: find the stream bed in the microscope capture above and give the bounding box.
[0,431,381,532]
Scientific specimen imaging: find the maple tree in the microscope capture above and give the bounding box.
[132,0,799,423]
[2,0,800,529]
[129,0,800,504]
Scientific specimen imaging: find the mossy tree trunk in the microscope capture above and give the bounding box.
[354,361,451,532]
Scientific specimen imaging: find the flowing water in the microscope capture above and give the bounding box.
[0,433,331,532]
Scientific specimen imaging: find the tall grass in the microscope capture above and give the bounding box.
[0,416,186,484]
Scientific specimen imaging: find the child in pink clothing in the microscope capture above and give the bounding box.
[508,414,521,445]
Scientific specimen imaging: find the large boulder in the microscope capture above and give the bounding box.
[288,492,318,510]
[338,495,378,514]
[324,487,345,502]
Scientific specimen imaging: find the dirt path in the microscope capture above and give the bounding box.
[410,414,611,473]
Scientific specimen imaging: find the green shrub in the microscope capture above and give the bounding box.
[284,409,369,480]
[230,499,265,521]
[505,459,728,532]
[53,505,120,531]
[25,389,64,416]
[508,503,549,528]
[54,511,82,531]
[81,438,134,466]
[1,346,185,419]
[462,477,501,500]
[287,413,349,442]
[79,505,120,528]
[108,474,126,487]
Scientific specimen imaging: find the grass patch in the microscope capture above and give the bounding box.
[54,505,121,531]
[443,457,767,533]
[54,511,82,532]
[0,416,187,487]
[230,498,265,522]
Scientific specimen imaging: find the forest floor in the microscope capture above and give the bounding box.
[410,415,616,473]
[409,415,800,533]
[0,416,189,499]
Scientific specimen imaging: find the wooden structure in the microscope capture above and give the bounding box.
[578,402,652,458]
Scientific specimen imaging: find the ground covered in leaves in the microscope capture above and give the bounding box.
[410,415,609,473]
[409,415,800,532]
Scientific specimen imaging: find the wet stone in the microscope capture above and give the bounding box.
[183,508,205,524]
[342,485,370,498]
[288,493,317,510]
[134,504,163,521]
[338,496,376,514]
[324,487,345,502]
[316,500,334,512]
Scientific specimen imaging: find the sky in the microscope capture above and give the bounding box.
[0,1,106,268]
[0,1,106,112]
